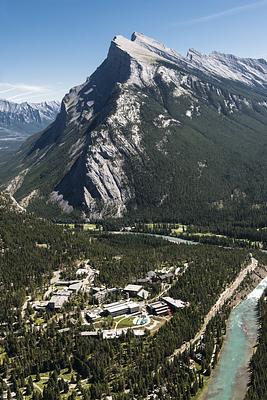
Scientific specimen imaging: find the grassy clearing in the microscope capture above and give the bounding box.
[57,223,102,231]
[144,223,188,232]
[34,316,45,325]
[57,223,75,229]
[191,232,227,238]
[171,225,188,234]
[116,316,135,328]
[83,224,98,231]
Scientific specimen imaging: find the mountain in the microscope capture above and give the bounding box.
[1,32,267,222]
[0,99,60,153]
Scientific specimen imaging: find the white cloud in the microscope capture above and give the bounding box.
[0,82,63,103]
[174,0,267,26]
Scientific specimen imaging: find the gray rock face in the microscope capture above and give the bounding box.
[3,33,267,220]
[0,100,60,153]
[0,100,60,134]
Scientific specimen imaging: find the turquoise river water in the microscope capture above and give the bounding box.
[115,231,266,399]
[203,276,267,400]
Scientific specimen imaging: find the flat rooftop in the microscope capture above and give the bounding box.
[105,301,139,313]
[124,284,143,292]
[162,297,186,309]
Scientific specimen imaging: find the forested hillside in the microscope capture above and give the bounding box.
[245,292,267,400]
[0,194,252,399]
[0,193,68,323]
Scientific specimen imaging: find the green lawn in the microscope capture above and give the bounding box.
[35,316,45,325]
[116,316,135,328]
[171,225,188,234]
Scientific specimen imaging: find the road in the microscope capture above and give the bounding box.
[43,270,60,299]
[169,256,258,361]
[112,231,198,245]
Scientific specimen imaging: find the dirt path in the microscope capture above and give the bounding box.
[152,283,171,302]
[114,315,129,330]
[169,256,258,361]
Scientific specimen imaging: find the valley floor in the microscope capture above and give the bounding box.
[2,205,267,400]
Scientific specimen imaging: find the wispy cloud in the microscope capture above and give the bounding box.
[174,0,267,26]
[0,82,62,103]
[0,82,48,102]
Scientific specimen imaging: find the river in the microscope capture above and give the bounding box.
[114,230,266,399]
[113,231,198,245]
[202,276,267,400]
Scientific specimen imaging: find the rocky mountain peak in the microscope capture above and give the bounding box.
[3,32,267,222]
[186,48,203,61]
[110,34,163,64]
[131,32,182,62]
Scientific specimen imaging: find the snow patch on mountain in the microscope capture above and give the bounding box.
[0,99,60,125]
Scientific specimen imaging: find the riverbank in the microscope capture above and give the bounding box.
[112,231,267,399]
[229,264,267,309]
[168,255,259,360]
[196,264,267,400]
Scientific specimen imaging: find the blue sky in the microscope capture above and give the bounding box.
[1,0,266,103]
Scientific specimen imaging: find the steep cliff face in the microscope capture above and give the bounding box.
[2,33,267,221]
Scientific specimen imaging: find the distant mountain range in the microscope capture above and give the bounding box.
[0,99,60,153]
[1,32,267,223]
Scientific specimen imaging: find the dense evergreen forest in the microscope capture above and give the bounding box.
[0,196,65,323]
[0,193,264,399]
[245,292,267,400]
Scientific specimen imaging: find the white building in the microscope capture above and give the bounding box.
[124,284,143,296]
[104,301,140,317]
[48,295,69,310]
[69,282,83,293]
[137,288,149,300]
[76,268,88,276]
[162,297,187,310]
